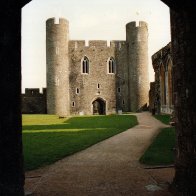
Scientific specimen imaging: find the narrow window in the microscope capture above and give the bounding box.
[117,87,121,93]
[82,56,89,74]
[76,88,80,94]
[122,100,125,105]
[97,83,100,89]
[118,42,121,50]
[72,102,75,107]
[108,57,115,74]
[55,77,59,86]
[56,47,59,55]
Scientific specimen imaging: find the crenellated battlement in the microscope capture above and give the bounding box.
[139,21,148,28]
[89,40,107,47]
[21,88,47,114]
[69,40,86,48]
[22,88,46,96]
[126,21,148,29]
[46,17,69,26]
[69,40,126,50]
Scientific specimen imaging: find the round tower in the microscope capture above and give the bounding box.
[46,18,70,116]
[126,21,149,111]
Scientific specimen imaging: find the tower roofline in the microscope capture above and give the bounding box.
[126,21,148,28]
[46,17,69,25]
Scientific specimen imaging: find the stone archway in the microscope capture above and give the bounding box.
[92,98,106,115]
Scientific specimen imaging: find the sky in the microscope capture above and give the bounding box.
[22,0,171,93]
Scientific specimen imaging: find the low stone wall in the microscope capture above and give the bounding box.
[21,88,47,114]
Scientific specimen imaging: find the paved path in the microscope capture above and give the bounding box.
[25,112,174,196]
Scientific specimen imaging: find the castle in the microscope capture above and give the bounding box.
[22,18,149,116]
[46,17,150,116]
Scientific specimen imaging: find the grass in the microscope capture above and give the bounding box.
[139,127,175,165]
[154,114,171,125]
[139,114,175,166]
[23,114,138,171]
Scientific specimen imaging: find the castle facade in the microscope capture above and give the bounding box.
[46,18,149,116]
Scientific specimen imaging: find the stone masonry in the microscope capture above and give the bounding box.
[46,18,149,116]
[46,18,70,116]
[150,42,173,114]
[21,88,47,114]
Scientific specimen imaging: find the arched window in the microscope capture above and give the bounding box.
[160,64,166,105]
[167,58,173,106]
[82,56,89,74]
[108,57,115,74]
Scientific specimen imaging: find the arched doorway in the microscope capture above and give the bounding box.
[92,98,106,115]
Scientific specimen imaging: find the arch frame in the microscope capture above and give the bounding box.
[91,97,107,115]
[107,57,116,74]
[81,55,90,74]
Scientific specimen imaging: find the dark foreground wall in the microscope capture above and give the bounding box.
[22,88,47,114]
[170,7,196,194]
[0,1,31,195]
[161,0,196,194]
[0,1,196,196]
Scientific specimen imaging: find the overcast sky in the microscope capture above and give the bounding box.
[22,0,170,93]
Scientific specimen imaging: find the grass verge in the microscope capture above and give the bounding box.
[23,114,137,171]
[139,127,175,165]
[140,114,175,166]
[154,114,171,125]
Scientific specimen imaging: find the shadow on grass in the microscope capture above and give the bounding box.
[23,115,136,131]
[23,128,126,170]
[23,115,138,171]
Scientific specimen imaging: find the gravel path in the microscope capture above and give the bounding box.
[25,112,174,196]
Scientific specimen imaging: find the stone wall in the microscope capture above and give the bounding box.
[149,82,155,113]
[69,40,129,115]
[150,42,173,114]
[169,6,196,194]
[21,88,47,114]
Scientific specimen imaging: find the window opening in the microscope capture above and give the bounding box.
[82,56,89,74]
[108,57,115,74]
[76,88,80,94]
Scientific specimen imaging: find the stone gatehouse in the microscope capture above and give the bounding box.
[45,18,149,116]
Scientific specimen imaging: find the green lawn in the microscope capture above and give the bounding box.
[139,127,175,165]
[154,114,171,125]
[139,114,175,166]
[23,114,138,171]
